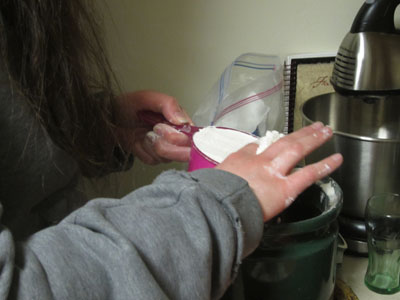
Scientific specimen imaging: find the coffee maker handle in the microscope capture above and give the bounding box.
[350,0,400,34]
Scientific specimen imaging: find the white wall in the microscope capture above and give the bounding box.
[85,0,366,198]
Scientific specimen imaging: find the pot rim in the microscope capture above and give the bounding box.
[263,176,343,236]
[301,111,400,143]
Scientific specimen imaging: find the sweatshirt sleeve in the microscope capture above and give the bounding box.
[0,169,264,300]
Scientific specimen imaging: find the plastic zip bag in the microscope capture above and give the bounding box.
[192,53,285,136]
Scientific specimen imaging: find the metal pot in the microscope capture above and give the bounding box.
[301,92,400,219]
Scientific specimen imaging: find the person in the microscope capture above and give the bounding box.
[0,1,343,299]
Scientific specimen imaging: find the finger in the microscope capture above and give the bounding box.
[119,90,193,125]
[152,137,191,162]
[153,123,192,147]
[143,133,171,164]
[133,91,192,125]
[161,105,193,126]
[269,125,333,174]
[134,136,161,165]
[261,122,325,158]
[122,127,163,165]
[285,153,343,202]
[116,126,167,165]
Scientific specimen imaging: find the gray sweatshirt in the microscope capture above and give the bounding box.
[0,67,264,299]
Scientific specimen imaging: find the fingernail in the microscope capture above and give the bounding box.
[320,126,332,138]
[146,131,160,144]
[174,111,190,124]
[331,153,343,162]
[311,122,324,129]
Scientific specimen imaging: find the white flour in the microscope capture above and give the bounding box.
[256,130,285,154]
[319,181,338,208]
[193,127,284,163]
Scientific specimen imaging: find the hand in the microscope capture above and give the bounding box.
[115,90,192,164]
[216,122,343,222]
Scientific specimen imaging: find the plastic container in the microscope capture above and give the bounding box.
[188,141,218,171]
[138,111,257,172]
[240,176,343,300]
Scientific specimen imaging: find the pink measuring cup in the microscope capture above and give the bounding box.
[138,111,218,171]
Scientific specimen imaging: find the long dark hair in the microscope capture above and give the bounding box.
[0,0,122,175]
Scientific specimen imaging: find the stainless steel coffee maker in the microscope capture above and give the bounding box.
[302,0,400,254]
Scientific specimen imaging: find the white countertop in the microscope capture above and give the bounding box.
[337,254,399,300]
